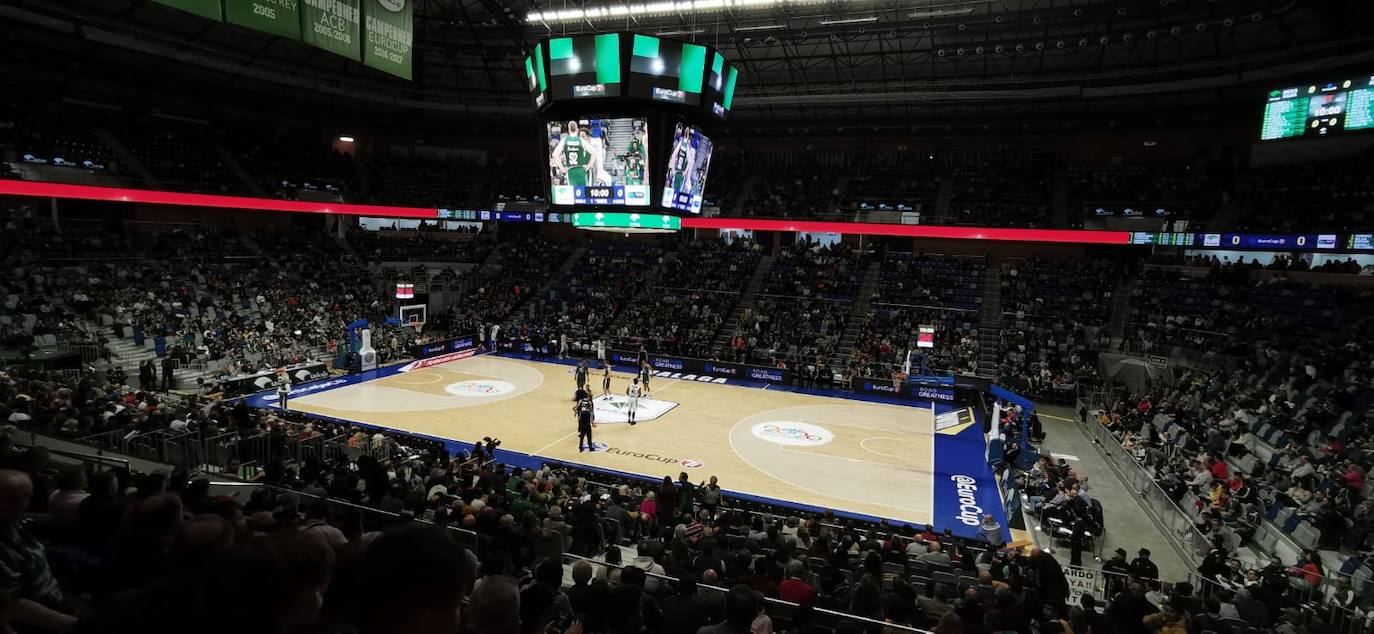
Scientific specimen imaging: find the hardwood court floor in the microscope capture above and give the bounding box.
[289,355,936,524]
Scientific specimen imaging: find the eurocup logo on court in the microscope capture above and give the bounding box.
[751,421,834,447]
[952,475,984,526]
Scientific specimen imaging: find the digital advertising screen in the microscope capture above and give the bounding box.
[547,34,622,99]
[660,123,713,214]
[548,117,650,207]
[525,42,548,108]
[629,34,707,105]
[1260,74,1374,140]
[702,51,738,119]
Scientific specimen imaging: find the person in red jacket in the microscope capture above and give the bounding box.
[776,561,815,605]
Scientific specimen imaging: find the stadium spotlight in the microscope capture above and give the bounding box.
[338,136,355,143]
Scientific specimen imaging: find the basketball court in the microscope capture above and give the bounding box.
[250,352,1005,535]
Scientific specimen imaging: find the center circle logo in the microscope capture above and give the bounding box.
[750,421,835,447]
[444,380,515,397]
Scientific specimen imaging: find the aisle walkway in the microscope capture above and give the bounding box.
[1033,404,1192,584]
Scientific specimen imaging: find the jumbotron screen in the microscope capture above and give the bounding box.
[1260,73,1374,140]
[660,123,713,214]
[547,34,622,99]
[703,50,738,119]
[547,118,650,207]
[629,34,707,105]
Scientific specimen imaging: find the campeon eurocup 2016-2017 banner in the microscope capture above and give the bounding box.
[608,350,790,385]
[152,0,410,79]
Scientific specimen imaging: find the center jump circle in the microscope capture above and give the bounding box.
[445,380,516,397]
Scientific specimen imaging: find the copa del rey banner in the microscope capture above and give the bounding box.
[302,0,362,61]
[363,0,413,80]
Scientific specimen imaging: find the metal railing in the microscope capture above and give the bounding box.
[1076,397,1374,623]
[74,428,204,469]
[1074,398,1213,567]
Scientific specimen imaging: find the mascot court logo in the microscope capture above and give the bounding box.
[444,380,515,397]
[751,421,834,447]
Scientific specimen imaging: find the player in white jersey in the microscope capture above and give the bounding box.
[626,377,642,425]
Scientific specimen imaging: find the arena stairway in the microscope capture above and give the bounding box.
[976,265,1002,379]
[710,255,774,350]
[1105,276,1136,348]
[829,261,881,371]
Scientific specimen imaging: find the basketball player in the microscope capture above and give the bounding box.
[601,363,612,397]
[669,133,696,194]
[639,360,652,397]
[626,377,642,426]
[574,359,588,396]
[576,395,596,452]
[276,369,291,411]
[551,121,591,188]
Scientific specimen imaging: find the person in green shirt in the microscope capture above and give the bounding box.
[551,121,592,187]
[623,151,645,185]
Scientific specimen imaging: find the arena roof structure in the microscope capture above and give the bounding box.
[2,0,1373,132]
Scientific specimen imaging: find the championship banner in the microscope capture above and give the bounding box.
[153,0,223,20]
[302,0,362,61]
[362,0,413,80]
[224,0,302,39]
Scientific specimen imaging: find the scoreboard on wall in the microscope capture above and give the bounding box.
[526,33,735,217]
[1260,73,1374,141]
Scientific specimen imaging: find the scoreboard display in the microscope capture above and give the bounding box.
[1260,73,1374,140]
[547,117,650,207]
[703,50,738,119]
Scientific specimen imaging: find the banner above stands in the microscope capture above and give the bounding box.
[152,0,409,79]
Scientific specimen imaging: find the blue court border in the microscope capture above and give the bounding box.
[242,351,1008,539]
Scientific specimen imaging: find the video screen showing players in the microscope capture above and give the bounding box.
[660,123,713,214]
[548,118,650,207]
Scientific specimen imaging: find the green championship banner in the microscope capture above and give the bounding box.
[302,0,361,61]
[363,0,413,80]
[153,0,223,21]
[224,0,302,39]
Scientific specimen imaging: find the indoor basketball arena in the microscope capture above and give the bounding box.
[0,1,1372,634]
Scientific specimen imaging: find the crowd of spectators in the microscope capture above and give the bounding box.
[1067,164,1210,222]
[945,154,1054,228]
[727,241,867,367]
[1124,263,1363,356]
[1088,327,1374,627]
[996,259,1116,403]
[1240,160,1374,232]
[609,239,761,360]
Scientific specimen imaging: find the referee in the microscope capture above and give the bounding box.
[639,361,652,397]
[576,395,596,452]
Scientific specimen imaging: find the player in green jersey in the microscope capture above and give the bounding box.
[552,121,592,187]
